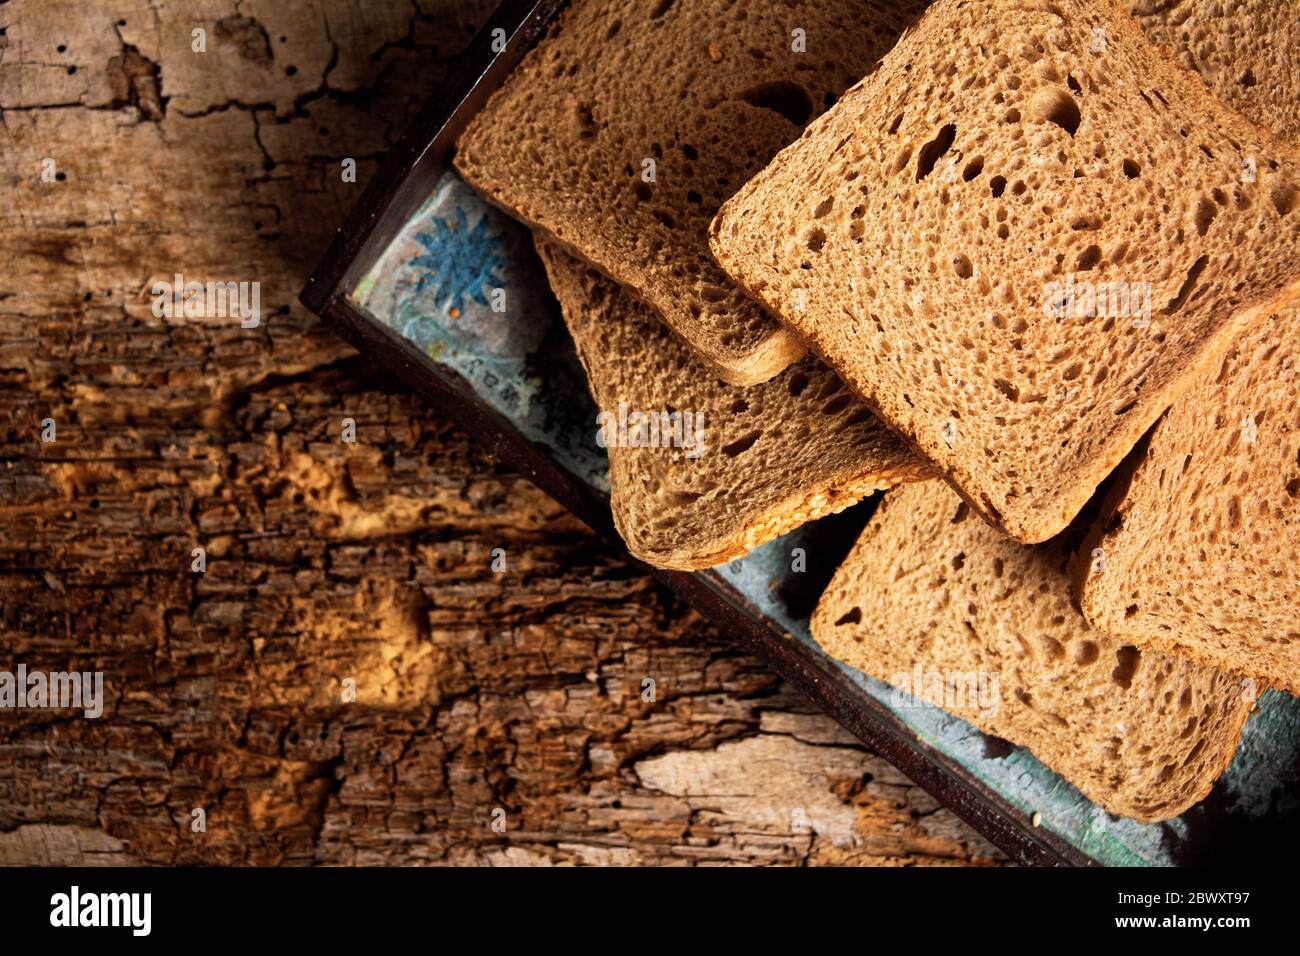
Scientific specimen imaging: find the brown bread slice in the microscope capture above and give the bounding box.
[1131,0,1300,143]
[811,481,1252,823]
[534,238,933,571]
[710,0,1300,542]
[455,0,927,386]
[1077,306,1300,693]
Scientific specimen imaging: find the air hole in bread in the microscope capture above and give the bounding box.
[721,430,761,457]
[738,81,813,126]
[1227,495,1243,530]
[951,501,970,523]
[1077,244,1102,271]
[1066,73,1082,95]
[634,181,652,201]
[915,123,957,181]
[1238,68,1257,89]
[1164,254,1209,315]
[786,370,809,397]
[805,228,826,253]
[1272,183,1298,217]
[1070,213,1101,231]
[844,410,873,427]
[686,190,702,204]
[1194,197,1217,236]
[649,0,674,19]
[952,254,973,279]
[834,607,862,626]
[1074,641,1098,665]
[1112,646,1141,689]
[574,103,596,139]
[891,145,913,175]
[1287,478,1300,499]
[962,156,984,181]
[994,378,1020,402]
[812,196,834,218]
[823,394,851,415]
[887,112,904,134]
[951,551,965,570]
[1122,158,1141,178]
[1029,87,1081,136]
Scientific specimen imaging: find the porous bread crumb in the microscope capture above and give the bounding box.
[812,482,1252,823]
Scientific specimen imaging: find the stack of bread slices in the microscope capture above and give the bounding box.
[453,0,1300,823]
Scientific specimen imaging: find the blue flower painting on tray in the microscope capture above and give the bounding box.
[409,205,509,318]
[359,172,556,360]
[354,169,608,490]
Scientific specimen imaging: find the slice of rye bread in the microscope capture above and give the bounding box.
[533,238,933,571]
[1076,306,1300,693]
[454,0,929,386]
[709,0,1300,543]
[1131,0,1300,144]
[811,481,1253,823]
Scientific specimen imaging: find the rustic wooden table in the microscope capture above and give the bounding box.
[0,0,1002,866]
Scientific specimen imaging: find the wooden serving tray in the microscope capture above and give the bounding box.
[300,0,1300,867]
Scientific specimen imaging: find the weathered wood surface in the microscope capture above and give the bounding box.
[0,0,1004,866]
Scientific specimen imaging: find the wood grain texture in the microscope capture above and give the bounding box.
[0,0,1004,866]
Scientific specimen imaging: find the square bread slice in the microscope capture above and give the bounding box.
[811,481,1253,823]
[1077,306,1300,693]
[455,0,927,386]
[710,0,1300,542]
[1131,0,1300,143]
[534,238,933,571]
